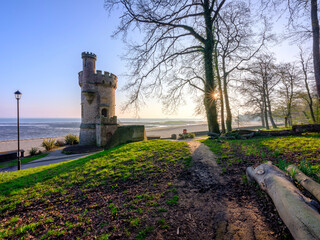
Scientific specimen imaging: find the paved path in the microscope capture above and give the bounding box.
[0,148,101,172]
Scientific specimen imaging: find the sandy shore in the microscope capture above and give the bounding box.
[0,137,65,156]
[146,123,208,138]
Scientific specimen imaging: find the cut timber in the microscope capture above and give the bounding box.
[258,130,300,136]
[246,162,320,240]
[292,124,320,133]
[208,132,220,139]
[287,164,320,203]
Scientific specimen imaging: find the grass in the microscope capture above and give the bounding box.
[201,133,320,183]
[0,140,191,239]
[0,153,49,169]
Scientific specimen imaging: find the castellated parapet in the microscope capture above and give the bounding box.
[79,52,118,146]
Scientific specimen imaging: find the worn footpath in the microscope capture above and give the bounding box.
[152,141,292,240]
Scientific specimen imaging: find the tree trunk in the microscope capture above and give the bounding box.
[203,0,219,134]
[223,76,232,132]
[285,117,288,128]
[287,164,320,203]
[247,162,320,240]
[309,103,316,123]
[311,0,320,107]
[266,92,277,128]
[261,110,265,128]
[263,93,269,129]
[214,48,225,133]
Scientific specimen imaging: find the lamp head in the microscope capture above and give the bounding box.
[14,90,22,100]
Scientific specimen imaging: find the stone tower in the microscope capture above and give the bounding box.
[78,52,118,146]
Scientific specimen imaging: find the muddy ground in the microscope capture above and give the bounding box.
[150,141,292,240]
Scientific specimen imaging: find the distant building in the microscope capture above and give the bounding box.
[78,52,146,147]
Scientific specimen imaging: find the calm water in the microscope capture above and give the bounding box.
[0,118,205,141]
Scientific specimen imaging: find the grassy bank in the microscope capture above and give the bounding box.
[0,153,49,169]
[201,133,320,182]
[0,140,191,239]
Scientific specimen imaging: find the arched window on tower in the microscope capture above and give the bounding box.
[101,108,108,118]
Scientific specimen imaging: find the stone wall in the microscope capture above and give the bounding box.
[105,125,146,149]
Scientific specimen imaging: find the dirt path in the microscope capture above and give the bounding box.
[157,141,290,240]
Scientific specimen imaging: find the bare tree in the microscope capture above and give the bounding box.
[298,47,317,123]
[240,86,266,128]
[242,54,279,129]
[105,0,231,133]
[214,1,268,132]
[276,63,298,127]
[261,0,320,107]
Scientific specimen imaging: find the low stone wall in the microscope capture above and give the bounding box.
[105,125,146,149]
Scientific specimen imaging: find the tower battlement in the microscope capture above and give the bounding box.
[78,70,117,88]
[81,51,97,59]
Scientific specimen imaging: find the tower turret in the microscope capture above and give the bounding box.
[82,52,96,77]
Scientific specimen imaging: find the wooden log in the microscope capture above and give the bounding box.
[292,124,320,133]
[246,162,320,240]
[258,130,299,136]
[208,132,220,139]
[287,164,320,203]
[242,132,255,139]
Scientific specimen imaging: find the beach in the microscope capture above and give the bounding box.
[0,124,208,156]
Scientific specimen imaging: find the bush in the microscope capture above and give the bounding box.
[29,147,38,156]
[55,139,65,146]
[187,133,195,138]
[42,138,56,151]
[178,132,195,140]
[65,134,79,145]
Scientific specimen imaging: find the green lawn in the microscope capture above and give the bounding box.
[201,133,320,182]
[0,140,191,239]
[0,153,49,169]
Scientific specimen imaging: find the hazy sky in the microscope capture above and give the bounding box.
[0,0,307,119]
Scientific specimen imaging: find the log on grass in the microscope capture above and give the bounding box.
[246,162,320,240]
[258,130,299,136]
[287,164,320,203]
[292,124,320,133]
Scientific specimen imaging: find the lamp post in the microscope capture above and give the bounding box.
[14,90,22,170]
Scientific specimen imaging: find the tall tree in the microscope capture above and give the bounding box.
[214,1,268,132]
[243,54,279,129]
[277,63,298,127]
[262,0,320,106]
[105,0,229,133]
[298,47,317,123]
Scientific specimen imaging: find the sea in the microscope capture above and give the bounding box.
[0,118,205,141]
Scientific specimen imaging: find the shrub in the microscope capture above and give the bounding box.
[55,139,65,146]
[65,134,79,145]
[187,133,195,138]
[178,132,195,139]
[29,147,38,156]
[42,138,56,151]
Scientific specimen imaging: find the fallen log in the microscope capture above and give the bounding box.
[208,132,220,139]
[258,130,300,136]
[242,132,255,139]
[292,124,320,133]
[287,164,320,203]
[246,162,320,240]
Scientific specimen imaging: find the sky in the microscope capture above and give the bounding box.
[0,0,308,119]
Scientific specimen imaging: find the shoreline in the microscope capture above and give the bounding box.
[0,122,265,155]
[0,124,208,155]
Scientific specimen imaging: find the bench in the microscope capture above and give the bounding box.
[0,150,25,163]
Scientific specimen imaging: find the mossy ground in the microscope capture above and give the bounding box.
[0,140,191,239]
[201,133,320,183]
